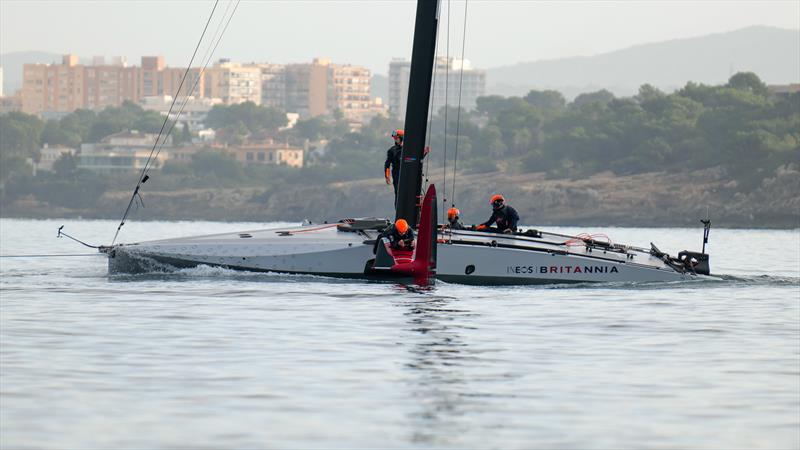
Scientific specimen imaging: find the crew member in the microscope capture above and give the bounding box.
[476,194,520,234]
[383,129,429,205]
[446,207,465,230]
[374,219,416,254]
[384,129,404,204]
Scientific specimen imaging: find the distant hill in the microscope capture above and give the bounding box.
[486,26,800,99]
[0,51,63,95]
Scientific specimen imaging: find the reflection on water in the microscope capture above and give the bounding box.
[400,293,483,445]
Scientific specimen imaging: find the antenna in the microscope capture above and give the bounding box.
[701,207,711,254]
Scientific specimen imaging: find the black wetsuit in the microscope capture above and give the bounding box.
[481,205,520,232]
[373,225,416,254]
[384,144,403,204]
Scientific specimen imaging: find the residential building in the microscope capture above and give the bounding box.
[221,140,304,168]
[35,144,77,173]
[84,63,138,111]
[768,84,800,99]
[257,63,287,109]
[285,58,330,117]
[0,93,22,114]
[204,60,261,105]
[22,54,85,115]
[78,130,170,174]
[388,57,486,119]
[329,64,372,120]
[21,54,208,115]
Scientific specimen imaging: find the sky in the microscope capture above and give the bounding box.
[1,0,799,75]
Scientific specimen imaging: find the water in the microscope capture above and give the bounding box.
[1,218,798,449]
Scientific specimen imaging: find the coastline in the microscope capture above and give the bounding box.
[2,169,798,229]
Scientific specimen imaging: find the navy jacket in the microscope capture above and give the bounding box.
[384,144,403,182]
[481,205,520,232]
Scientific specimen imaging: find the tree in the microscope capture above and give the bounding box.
[53,153,79,178]
[205,102,287,135]
[292,117,332,141]
[572,89,615,108]
[636,84,665,103]
[727,72,769,97]
[524,90,566,112]
[190,150,243,180]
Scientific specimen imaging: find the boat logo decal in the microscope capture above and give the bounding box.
[507,265,619,274]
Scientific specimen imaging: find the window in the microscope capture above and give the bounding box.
[257,152,265,161]
[246,152,254,161]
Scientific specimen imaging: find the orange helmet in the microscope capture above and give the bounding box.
[395,219,409,234]
[392,129,404,139]
[447,207,460,220]
[490,194,505,207]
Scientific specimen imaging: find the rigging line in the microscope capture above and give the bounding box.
[441,0,451,221]
[451,0,469,207]
[143,0,234,173]
[111,0,221,246]
[143,0,232,178]
[146,0,240,176]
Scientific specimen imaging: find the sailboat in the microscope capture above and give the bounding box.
[101,0,712,285]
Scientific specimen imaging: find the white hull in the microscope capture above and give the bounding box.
[105,222,694,284]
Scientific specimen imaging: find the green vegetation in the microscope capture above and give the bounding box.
[1,72,798,224]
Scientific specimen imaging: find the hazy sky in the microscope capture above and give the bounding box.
[2,0,798,74]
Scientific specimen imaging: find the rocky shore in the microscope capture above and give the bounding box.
[2,167,798,228]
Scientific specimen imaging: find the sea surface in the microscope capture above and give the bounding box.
[1,218,798,449]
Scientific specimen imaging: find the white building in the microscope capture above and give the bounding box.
[79,130,170,174]
[34,144,77,173]
[389,57,486,120]
[140,95,222,131]
[204,60,262,105]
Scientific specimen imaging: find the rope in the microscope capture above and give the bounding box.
[111,0,221,245]
[149,0,240,173]
[451,0,469,208]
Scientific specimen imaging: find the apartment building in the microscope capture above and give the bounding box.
[204,60,261,105]
[284,59,330,117]
[389,57,486,119]
[22,55,85,115]
[329,64,371,120]
[258,63,287,109]
[21,55,211,115]
[18,54,376,122]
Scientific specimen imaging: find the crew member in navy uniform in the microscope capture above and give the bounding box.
[384,129,429,206]
[373,219,415,254]
[476,194,520,234]
[446,207,465,230]
[384,129,404,205]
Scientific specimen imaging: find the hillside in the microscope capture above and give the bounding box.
[487,26,800,98]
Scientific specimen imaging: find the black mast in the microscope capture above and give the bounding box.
[395,0,440,228]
